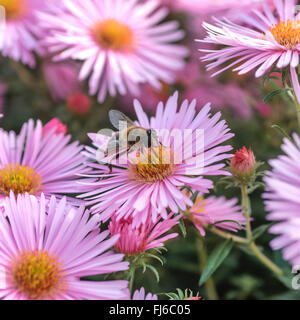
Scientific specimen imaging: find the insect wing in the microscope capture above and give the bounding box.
[109,110,135,131]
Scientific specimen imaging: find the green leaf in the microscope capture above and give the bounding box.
[263,89,285,103]
[252,223,275,241]
[145,264,160,283]
[271,125,292,141]
[199,239,234,286]
[211,219,243,229]
[178,218,187,238]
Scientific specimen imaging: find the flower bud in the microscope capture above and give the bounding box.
[230,147,256,181]
[43,118,67,136]
[67,92,92,116]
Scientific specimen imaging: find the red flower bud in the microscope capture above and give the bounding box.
[67,92,92,116]
[230,147,256,179]
[43,118,67,136]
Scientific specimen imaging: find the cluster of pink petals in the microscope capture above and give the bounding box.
[0,119,90,201]
[131,287,158,300]
[109,213,181,255]
[199,0,300,102]
[0,0,46,67]
[0,193,129,300]
[39,0,188,102]
[163,0,265,14]
[80,92,233,224]
[188,195,246,237]
[264,134,300,266]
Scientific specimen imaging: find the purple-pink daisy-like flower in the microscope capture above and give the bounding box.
[0,119,89,202]
[0,193,129,300]
[264,134,300,266]
[108,213,181,255]
[199,0,300,103]
[40,0,188,102]
[185,194,245,237]
[80,92,233,224]
[0,0,46,67]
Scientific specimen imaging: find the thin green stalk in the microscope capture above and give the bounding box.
[241,185,252,241]
[129,264,136,295]
[207,226,249,245]
[240,185,283,277]
[196,237,219,300]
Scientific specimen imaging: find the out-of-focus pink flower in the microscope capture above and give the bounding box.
[230,147,256,178]
[256,102,272,117]
[0,193,129,300]
[187,194,245,236]
[67,92,92,116]
[80,92,233,225]
[41,0,188,102]
[264,134,300,266]
[109,213,180,255]
[0,0,46,66]
[43,118,67,136]
[43,61,80,102]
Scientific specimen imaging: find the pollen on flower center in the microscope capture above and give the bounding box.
[12,251,63,300]
[0,0,27,20]
[128,146,174,183]
[270,20,300,49]
[0,164,42,196]
[91,19,135,51]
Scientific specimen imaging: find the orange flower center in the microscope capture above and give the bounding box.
[0,0,27,20]
[91,19,135,51]
[0,164,42,196]
[270,20,300,49]
[11,251,63,300]
[128,146,174,183]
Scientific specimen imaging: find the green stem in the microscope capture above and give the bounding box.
[241,185,252,241]
[207,226,249,245]
[240,185,283,277]
[196,237,219,300]
[129,264,136,295]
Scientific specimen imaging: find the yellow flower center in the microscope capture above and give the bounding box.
[0,0,27,20]
[11,251,63,300]
[91,19,135,51]
[128,146,174,183]
[270,20,300,49]
[0,164,42,196]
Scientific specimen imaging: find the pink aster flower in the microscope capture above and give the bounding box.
[186,194,245,237]
[199,0,300,103]
[0,193,129,300]
[80,92,233,224]
[264,133,300,266]
[0,0,46,67]
[40,0,188,102]
[0,119,89,202]
[108,213,181,255]
[131,287,158,300]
